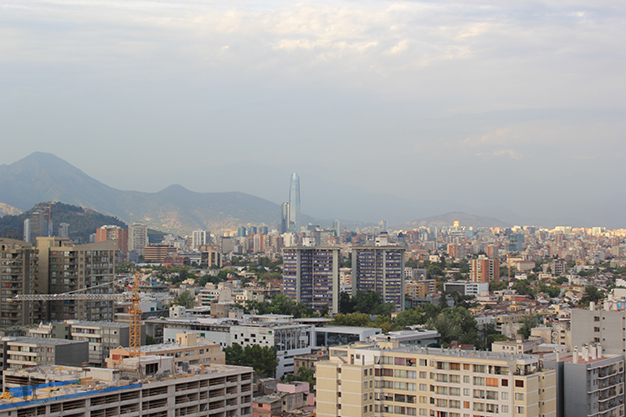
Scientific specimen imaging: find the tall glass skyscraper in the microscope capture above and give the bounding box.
[289,173,301,233]
[280,202,289,234]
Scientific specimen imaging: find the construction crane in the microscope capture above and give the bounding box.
[13,272,143,357]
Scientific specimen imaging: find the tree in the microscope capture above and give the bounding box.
[173,291,196,308]
[224,343,278,377]
[427,307,480,347]
[339,291,355,314]
[394,308,427,328]
[146,335,159,345]
[282,366,316,387]
[580,285,603,306]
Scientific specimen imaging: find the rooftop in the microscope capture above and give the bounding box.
[1,337,84,346]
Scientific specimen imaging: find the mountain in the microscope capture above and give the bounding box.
[0,153,291,234]
[0,203,22,217]
[397,212,512,230]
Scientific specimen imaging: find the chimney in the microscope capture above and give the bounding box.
[598,343,603,359]
[590,345,597,360]
[583,345,589,362]
[555,349,560,362]
[590,301,595,311]
[573,347,578,364]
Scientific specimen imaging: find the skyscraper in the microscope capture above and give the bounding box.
[288,173,301,233]
[280,202,289,234]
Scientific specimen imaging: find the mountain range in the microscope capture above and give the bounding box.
[0,152,517,235]
[0,152,297,234]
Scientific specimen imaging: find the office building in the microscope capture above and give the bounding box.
[289,173,301,232]
[283,247,341,314]
[280,203,290,234]
[352,246,406,311]
[470,255,500,283]
[317,342,557,417]
[29,210,49,242]
[153,315,312,378]
[96,225,128,254]
[543,346,624,417]
[58,222,70,238]
[128,222,148,256]
[0,360,254,417]
[192,229,208,249]
[144,245,177,263]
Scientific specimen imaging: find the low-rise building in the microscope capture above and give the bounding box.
[68,321,146,366]
[369,329,440,347]
[0,337,88,370]
[106,332,224,368]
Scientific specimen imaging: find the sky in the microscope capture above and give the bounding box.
[1,0,625,226]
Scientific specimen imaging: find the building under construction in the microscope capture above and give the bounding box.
[0,357,254,417]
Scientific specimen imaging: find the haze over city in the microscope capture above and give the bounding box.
[1,0,625,226]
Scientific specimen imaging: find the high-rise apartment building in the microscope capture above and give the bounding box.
[289,173,301,233]
[470,255,500,283]
[283,247,340,314]
[128,222,148,256]
[0,239,38,326]
[317,342,557,417]
[192,229,208,249]
[36,237,117,322]
[22,219,30,243]
[96,225,128,254]
[352,246,406,311]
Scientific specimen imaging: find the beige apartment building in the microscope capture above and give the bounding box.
[317,342,557,417]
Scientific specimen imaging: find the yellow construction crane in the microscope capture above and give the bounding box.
[13,272,143,357]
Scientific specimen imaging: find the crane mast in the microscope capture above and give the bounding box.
[128,272,142,358]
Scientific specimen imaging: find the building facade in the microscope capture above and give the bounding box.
[128,222,148,256]
[96,225,128,255]
[352,246,406,311]
[288,173,301,233]
[283,247,341,314]
[470,255,500,283]
[0,239,38,326]
[317,342,557,417]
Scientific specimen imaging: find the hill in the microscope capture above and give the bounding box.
[0,153,291,235]
[397,211,512,230]
[0,203,22,217]
[0,202,127,244]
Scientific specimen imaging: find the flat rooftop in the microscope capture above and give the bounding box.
[1,337,85,346]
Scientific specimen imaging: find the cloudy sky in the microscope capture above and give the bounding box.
[1,0,625,226]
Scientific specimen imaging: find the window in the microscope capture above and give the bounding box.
[419,372,427,379]
[594,316,600,322]
[502,406,509,413]
[515,406,524,414]
[594,327,600,332]
[515,393,524,400]
[463,376,470,383]
[502,392,508,400]
[502,379,509,387]
[473,365,485,373]
[473,377,485,386]
[419,384,427,391]
[463,389,470,396]
[515,380,524,388]
[486,378,498,387]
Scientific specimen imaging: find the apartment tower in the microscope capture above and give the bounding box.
[283,247,340,314]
